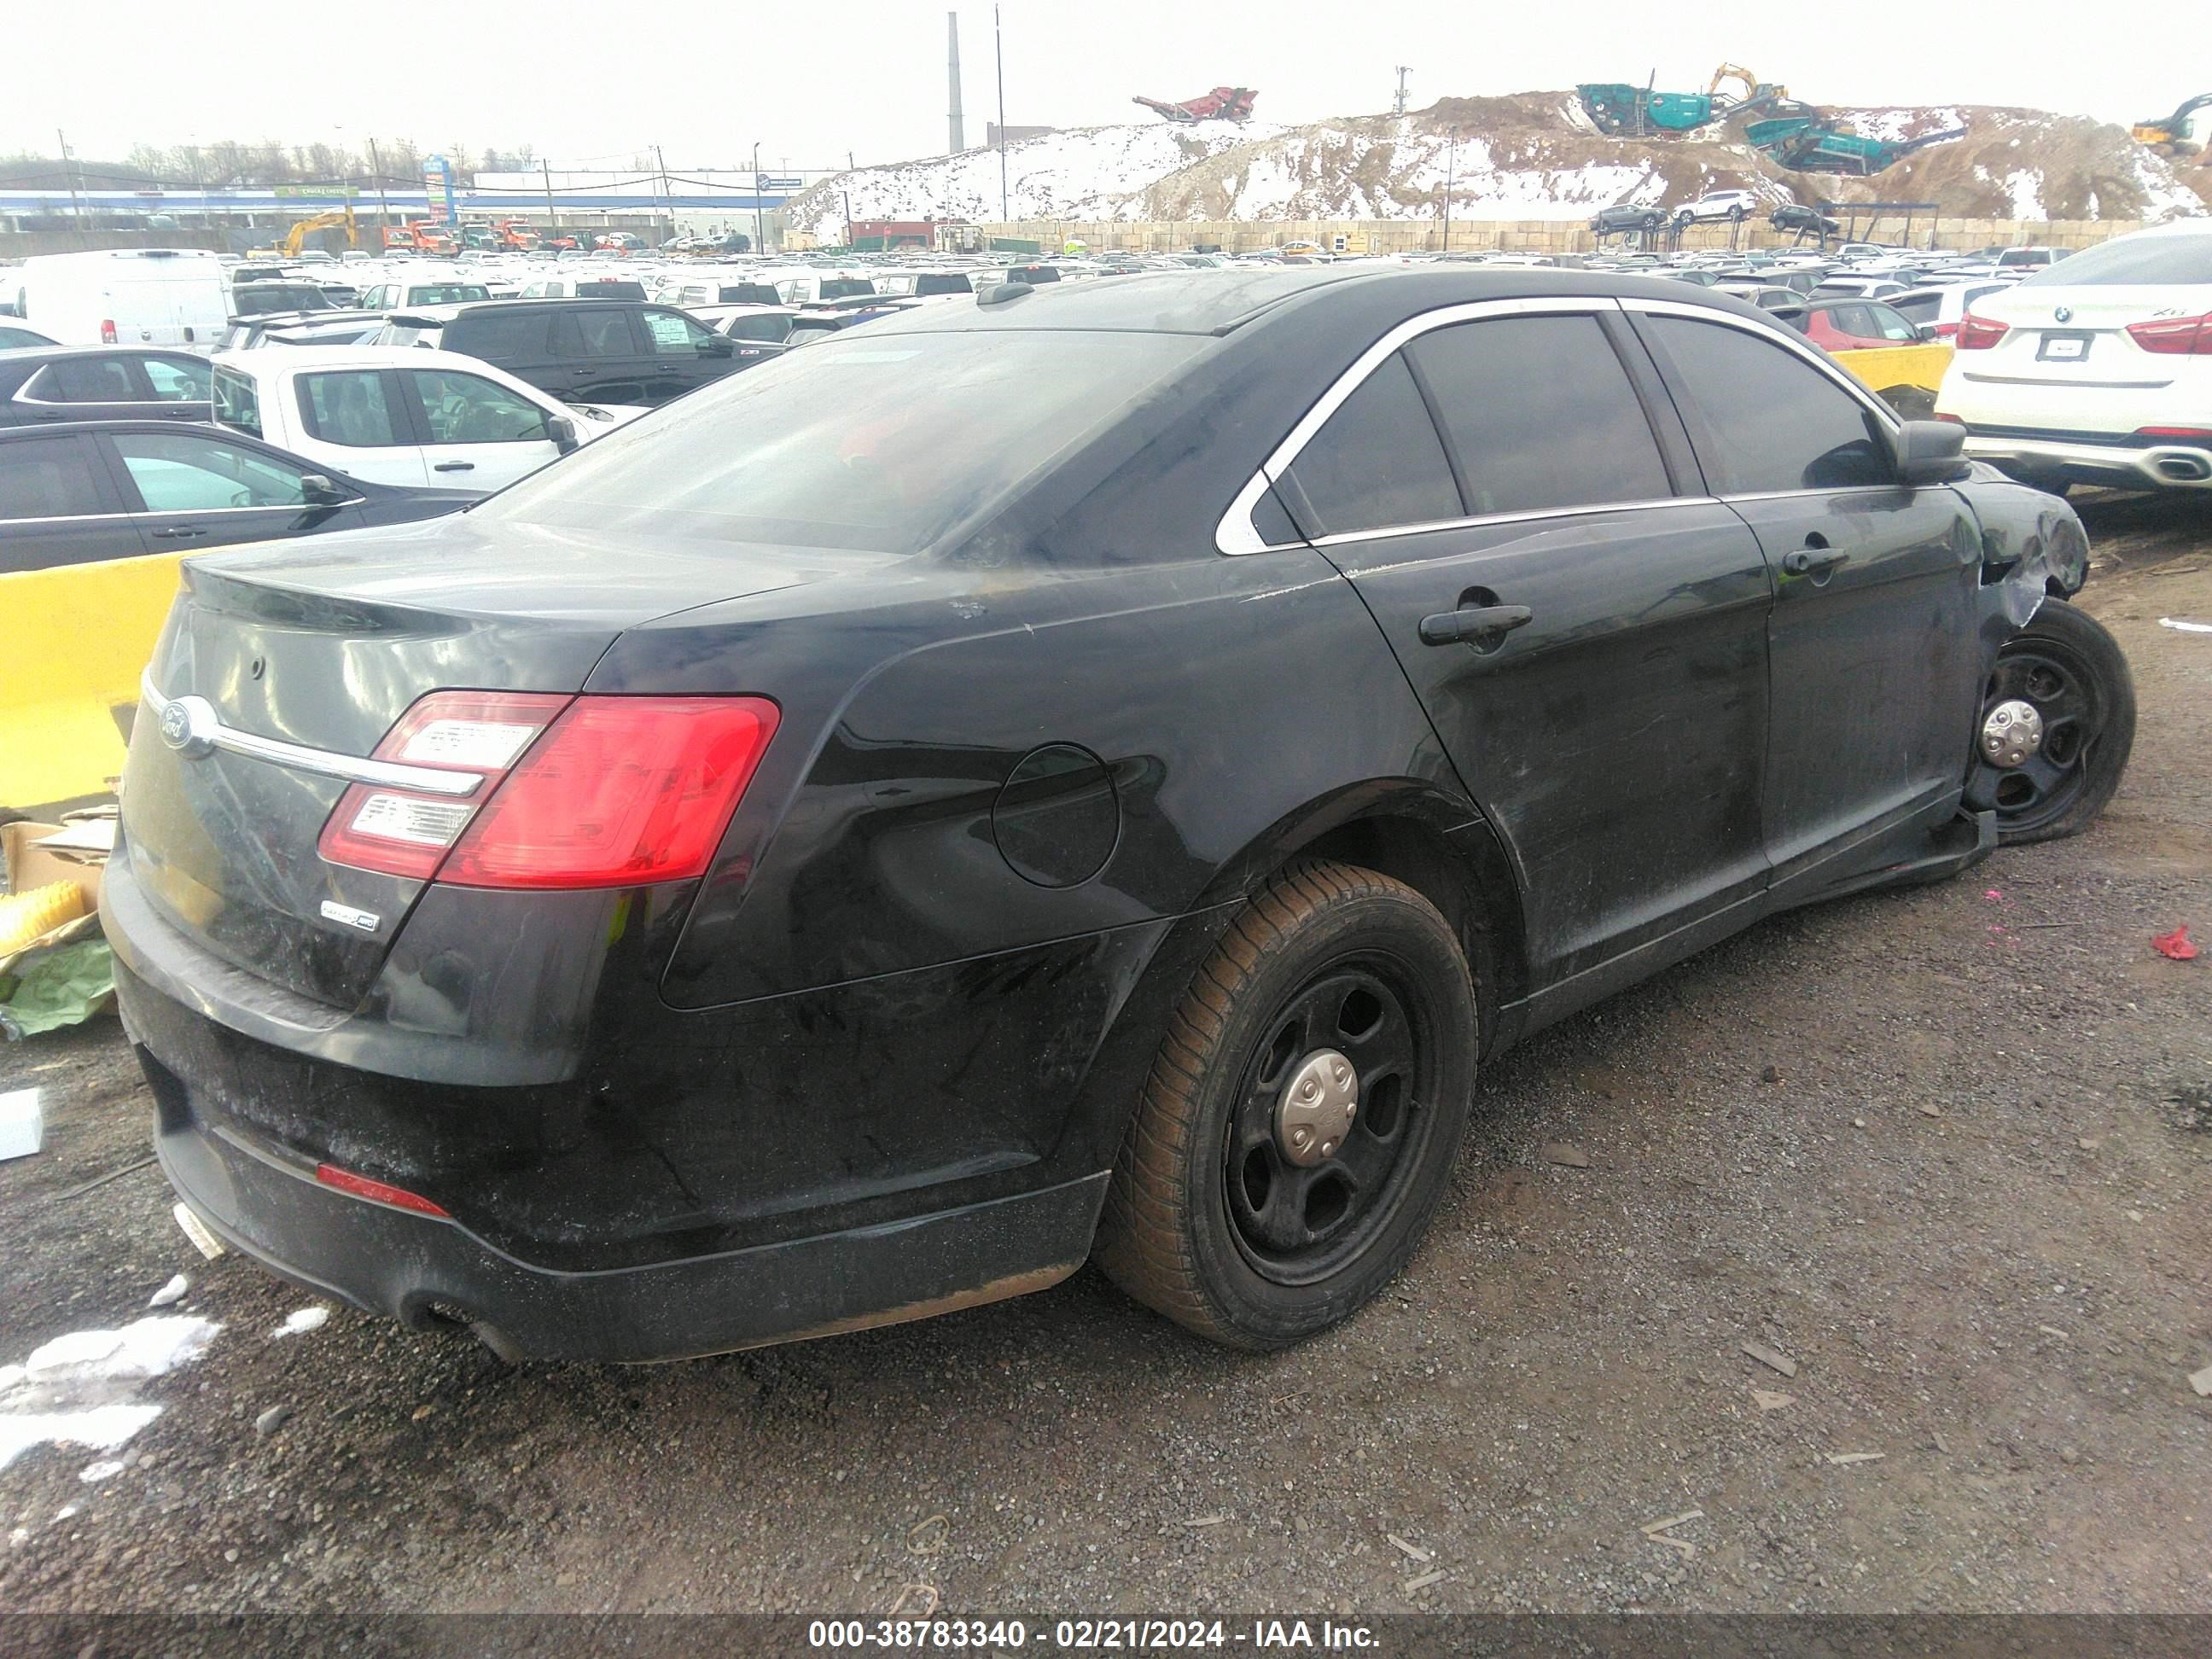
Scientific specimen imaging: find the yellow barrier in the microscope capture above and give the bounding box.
[1,551,183,813]
[1836,341,1954,412]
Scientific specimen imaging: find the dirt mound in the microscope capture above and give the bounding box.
[788,91,2204,233]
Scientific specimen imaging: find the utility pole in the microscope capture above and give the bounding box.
[367,137,392,244]
[994,3,1009,224]
[1394,67,1411,117]
[654,143,672,245]
[56,128,86,246]
[1441,129,1457,252]
[541,157,558,241]
[946,11,966,153]
[752,141,764,253]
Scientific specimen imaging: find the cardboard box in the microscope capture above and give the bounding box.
[1,813,111,976]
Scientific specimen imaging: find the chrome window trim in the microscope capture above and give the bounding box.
[1213,295,1615,556]
[1307,493,1719,550]
[0,511,135,528]
[139,672,485,798]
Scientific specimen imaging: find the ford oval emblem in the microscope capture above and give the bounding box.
[157,695,217,759]
[2053,306,2073,323]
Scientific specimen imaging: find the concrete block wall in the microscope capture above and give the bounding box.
[962,217,2145,258]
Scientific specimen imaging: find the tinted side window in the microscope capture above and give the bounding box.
[26,358,137,403]
[550,309,640,358]
[1284,352,1460,536]
[300,370,403,447]
[1644,317,1890,493]
[1888,293,1940,323]
[0,438,104,519]
[111,431,307,510]
[447,311,546,360]
[1407,315,1670,515]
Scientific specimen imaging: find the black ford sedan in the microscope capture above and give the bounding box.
[107,268,2131,1360]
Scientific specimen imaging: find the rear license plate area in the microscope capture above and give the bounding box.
[2037,332,2093,362]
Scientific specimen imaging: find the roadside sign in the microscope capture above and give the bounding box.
[755,174,803,191]
[422,154,457,224]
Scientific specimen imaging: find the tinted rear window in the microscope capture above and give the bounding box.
[717,284,781,305]
[818,278,876,300]
[913,273,974,296]
[1409,315,1671,515]
[2020,234,2203,287]
[1888,293,1941,323]
[1284,353,1460,535]
[0,438,102,521]
[405,284,492,305]
[579,281,648,300]
[478,330,1208,554]
[448,310,549,358]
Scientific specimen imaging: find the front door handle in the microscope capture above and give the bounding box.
[149,526,207,539]
[1418,604,1534,648]
[1782,546,1850,578]
[433,461,475,473]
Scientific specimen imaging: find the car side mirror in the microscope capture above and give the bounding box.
[703,335,733,357]
[300,474,347,505]
[547,416,579,454]
[1916,323,1939,342]
[1892,420,1970,487]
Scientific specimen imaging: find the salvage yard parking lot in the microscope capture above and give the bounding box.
[0,492,2204,1618]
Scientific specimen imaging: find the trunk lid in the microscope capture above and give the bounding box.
[1945,281,2212,435]
[121,515,821,1008]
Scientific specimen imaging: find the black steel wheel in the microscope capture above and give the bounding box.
[1223,963,1435,1286]
[1095,860,1476,1349]
[1964,599,2134,844]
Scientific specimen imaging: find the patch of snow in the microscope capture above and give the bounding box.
[0,1316,220,1471]
[271,1307,328,1340]
[148,1275,188,1309]
[54,1505,77,1522]
[2003,170,2045,218]
[78,1459,127,1483]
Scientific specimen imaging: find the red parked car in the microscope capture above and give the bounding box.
[1780,297,1931,351]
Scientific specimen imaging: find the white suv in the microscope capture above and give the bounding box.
[1936,221,2212,493]
[1674,189,1761,227]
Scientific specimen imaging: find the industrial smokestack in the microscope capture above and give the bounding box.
[947,13,967,154]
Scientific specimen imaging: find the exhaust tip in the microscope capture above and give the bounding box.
[2157,454,2211,482]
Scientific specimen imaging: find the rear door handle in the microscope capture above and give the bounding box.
[1418,604,1534,648]
[433,461,475,473]
[1782,547,1850,577]
[149,526,207,539]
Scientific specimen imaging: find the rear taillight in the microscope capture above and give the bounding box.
[99,318,117,344]
[317,691,778,890]
[1932,320,1960,340]
[2126,312,2212,355]
[1955,314,2007,350]
[2136,425,2212,443]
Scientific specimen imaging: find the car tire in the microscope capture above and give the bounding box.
[1094,859,1476,1350]
[1965,599,2134,846]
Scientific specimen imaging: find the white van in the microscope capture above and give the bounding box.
[9,248,229,352]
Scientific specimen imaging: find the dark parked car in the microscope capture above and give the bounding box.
[371,299,745,405]
[1589,204,1669,240]
[1771,204,1843,240]
[0,419,474,572]
[0,345,213,429]
[108,269,2128,1363]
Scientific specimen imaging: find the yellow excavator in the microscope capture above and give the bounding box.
[247,207,361,260]
[1709,63,1788,105]
[2134,94,2212,158]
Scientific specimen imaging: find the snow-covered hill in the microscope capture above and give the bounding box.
[785,91,2204,235]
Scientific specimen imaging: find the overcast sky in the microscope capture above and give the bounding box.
[3,1,2157,174]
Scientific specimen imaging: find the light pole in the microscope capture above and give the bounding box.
[752,141,764,253]
[1441,128,1457,253]
[994,4,1009,225]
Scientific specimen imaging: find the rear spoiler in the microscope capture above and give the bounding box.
[385,314,442,329]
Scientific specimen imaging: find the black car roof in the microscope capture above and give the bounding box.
[860,265,1781,340]
[0,417,268,442]
[0,344,205,363]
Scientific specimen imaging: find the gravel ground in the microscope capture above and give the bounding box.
[0,493,2206,1621]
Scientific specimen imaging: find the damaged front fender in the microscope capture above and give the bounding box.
[1955,474,2092,645]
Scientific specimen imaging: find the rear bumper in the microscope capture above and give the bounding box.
[1963,431,2212,490]
[143,1044,1103,1362]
